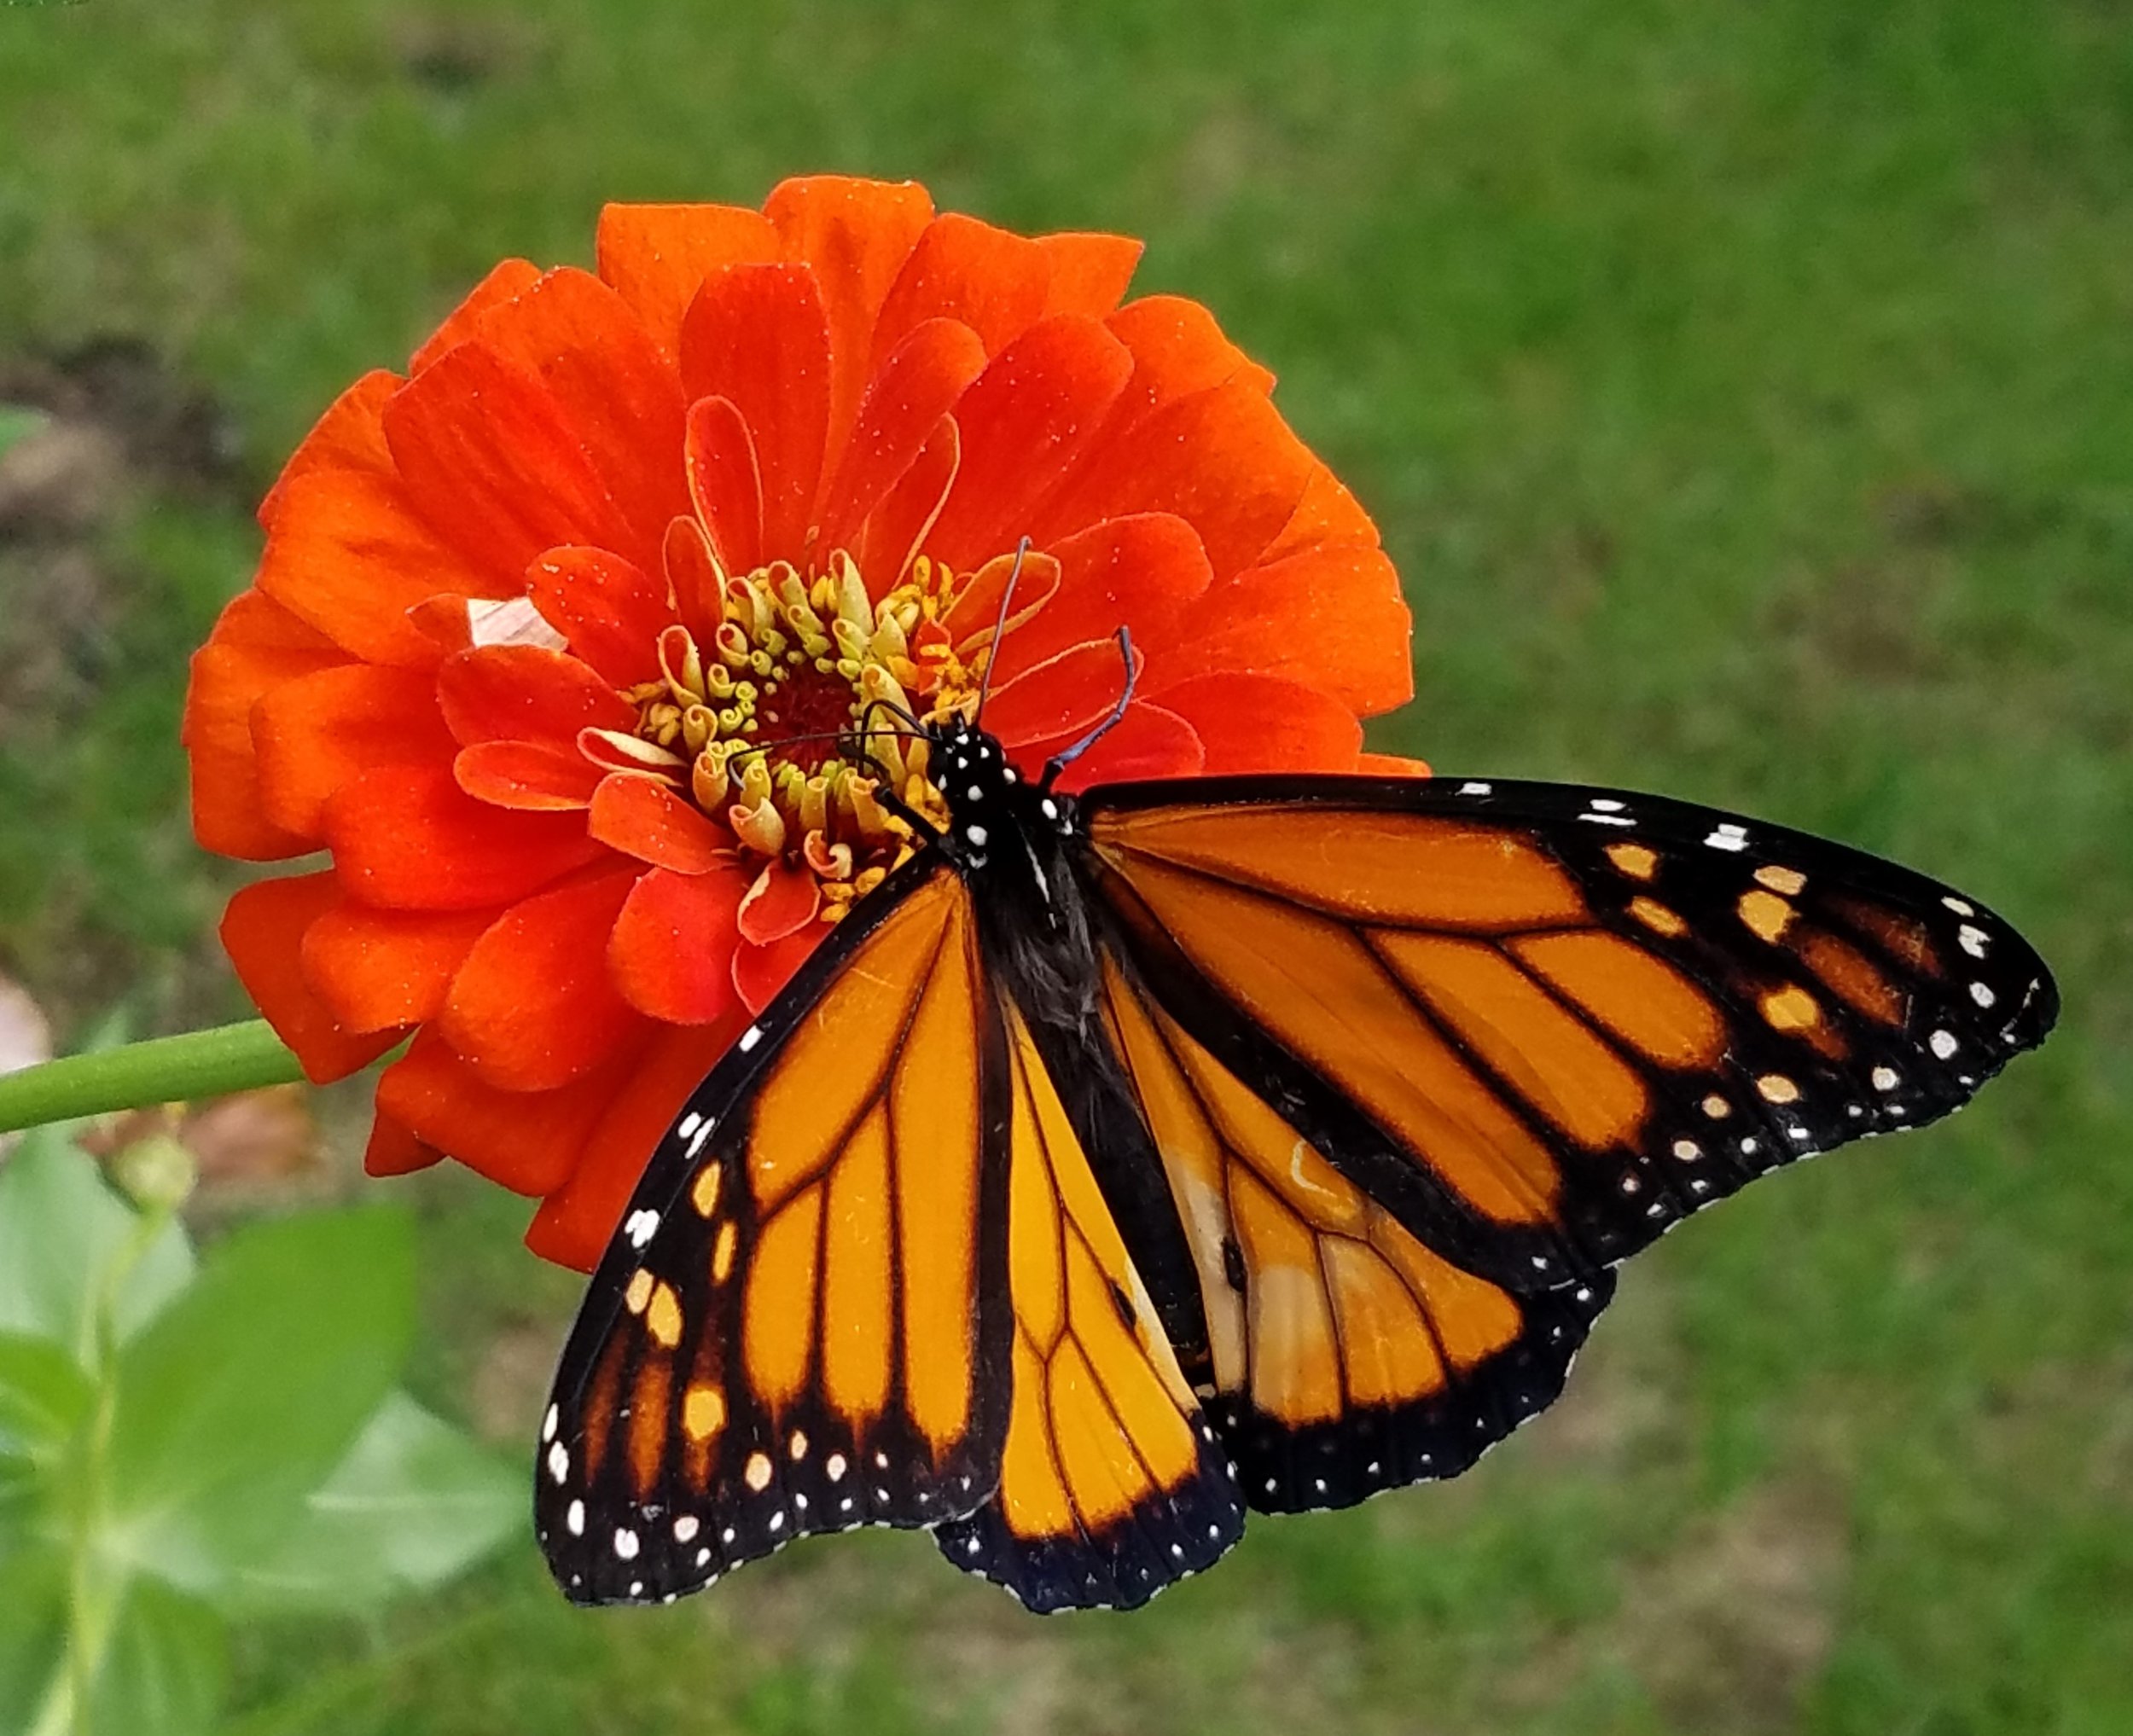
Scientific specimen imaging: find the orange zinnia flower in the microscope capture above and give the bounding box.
[183,175,1415,1269]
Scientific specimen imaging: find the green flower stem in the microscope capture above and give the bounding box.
[0,1021,307,1135]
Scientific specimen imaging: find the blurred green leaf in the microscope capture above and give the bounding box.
[224,1391,520,1616]
[0,405,47,462]
[0,1330,91,1463]
[104,1208,414,1596]
[88,1576,230,1736]
[0,1135,195,1364]
[0,1545,67,1736]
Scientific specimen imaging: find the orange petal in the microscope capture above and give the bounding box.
[1154,543,1413,715]
[1028,380,1314,582]
[466,267,692,558]
[383,342,642,583]
[250,663,452,839]
[763,175,935,485]
[1150,672,1363,775]
[454,740,603,810]
[257,467,509,669]
[435,644,636,747]
[684,395,763,578]
[588,775,729,872]
[258,369,400,531]
[989,514,1212,686]
[1104,294,1276,421]
[363,1109,444,1178]
[665,515,725,643]
[220,873,406,1083]
[871,212,1052,368]
[439,866,646,1091]
[1040,700,1203,793]
[595,202,782,364]
[815,317,987,554]
[377,1027,629,1199]
[1357,751,1434,778]
[326,763,605,910]
[926,316,1134,572]
[410,258,543,374]
[679,264,831,561]
[735,859,821,944]
[525,1016,741,1270]
[733,925,822,1015]
[1260,461,1380,564]
[301,902,493,1032]
[526,545,675,688]
[609,862,750,1023]
[854,415,957,590]
[1037,232,1143,318]
[183,591,349,859]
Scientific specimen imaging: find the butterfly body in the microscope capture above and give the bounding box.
[537,719,2055,1612]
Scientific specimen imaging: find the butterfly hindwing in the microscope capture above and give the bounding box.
[1097,947,1614,1512]
[537,856,1013,1605]
[933,1002,1245,1611]
[1082,775,2058,1287]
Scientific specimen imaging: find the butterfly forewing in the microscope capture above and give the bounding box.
[537,857,1013,1605]
[1081,775,2058,1287]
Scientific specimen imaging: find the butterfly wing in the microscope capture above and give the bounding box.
[933,999,1245,1611]
[1081,775,2058,1292]
[1095,943,1615,1512]
[537,854,1013,1605]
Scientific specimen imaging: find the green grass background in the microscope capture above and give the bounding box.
[3,0,2130,1730]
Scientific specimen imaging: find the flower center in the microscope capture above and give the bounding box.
[585,549,997,920]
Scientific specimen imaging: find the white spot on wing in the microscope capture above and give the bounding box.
[739,1025,764,1053]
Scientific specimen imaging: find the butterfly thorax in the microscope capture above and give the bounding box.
[926,718,1097,1031]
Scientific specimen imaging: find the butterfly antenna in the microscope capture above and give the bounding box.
[1040,625,1136,789]
[971,536,1031,728]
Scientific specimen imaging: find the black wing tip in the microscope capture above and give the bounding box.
[1214,1272,1616,1515]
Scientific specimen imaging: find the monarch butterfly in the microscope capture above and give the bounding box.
[533,623,2055,1613]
